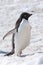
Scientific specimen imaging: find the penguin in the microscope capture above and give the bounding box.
[3,12,32,56]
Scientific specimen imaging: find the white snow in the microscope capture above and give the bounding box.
[0,0,43,65]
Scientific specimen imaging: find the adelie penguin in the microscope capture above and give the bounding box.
[3,12,32,56]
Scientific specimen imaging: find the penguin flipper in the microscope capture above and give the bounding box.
[3,28,16,40]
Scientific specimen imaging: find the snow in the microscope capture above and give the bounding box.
[0,0,43,65]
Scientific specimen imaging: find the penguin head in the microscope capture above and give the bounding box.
[15,12,32,30]
[20,12,32,20]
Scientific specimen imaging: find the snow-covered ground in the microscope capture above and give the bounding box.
[0,0,43,65]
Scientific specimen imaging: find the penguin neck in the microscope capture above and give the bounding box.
[19,18,28,28]
[21,18,28,24]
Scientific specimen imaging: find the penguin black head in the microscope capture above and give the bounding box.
[20,12,32,20]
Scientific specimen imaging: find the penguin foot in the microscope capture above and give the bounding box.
[16,51,22,57]
[4,51,14,56]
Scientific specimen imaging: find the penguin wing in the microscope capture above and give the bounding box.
[3,28,16,40]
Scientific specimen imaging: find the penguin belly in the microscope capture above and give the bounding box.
[15,19,31,56]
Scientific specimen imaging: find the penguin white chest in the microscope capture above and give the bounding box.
[15,19,31,56]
